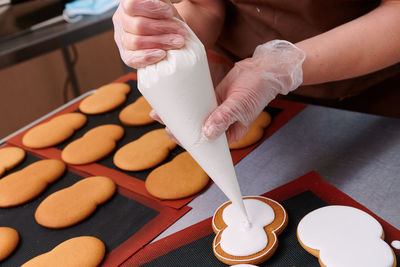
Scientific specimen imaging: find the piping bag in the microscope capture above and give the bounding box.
[137,18,249,223]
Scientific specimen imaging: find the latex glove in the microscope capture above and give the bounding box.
[113,0,187,68]
[202,40,306,144]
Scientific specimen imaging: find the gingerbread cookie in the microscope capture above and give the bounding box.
[79,82,130,114]
[119,96,155,126]
[22,113,87,149]
[113,128,177,171]
[35,176,116,228]
[212,196,288,265]
[0,227,19,261]
[229,111,271,150]
[22,236,105,267]
[297,205,396,267]
[145,151,209,200]
[0,147,25,177]
[0,159,66,207]
[62,124,124,165]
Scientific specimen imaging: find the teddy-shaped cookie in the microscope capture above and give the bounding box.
[297,205,397,267]
[119,96,155,126]
[62,124,124,165]
[22,113,87,149]
[229,111,271,150]
[0,227,19,262]
[22,236,105,267]
[79,83,130,114]
[212,196,288,265]
[0,147,25,177]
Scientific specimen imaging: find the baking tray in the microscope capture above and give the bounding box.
[0,145,190,267]
[124,171,400,266]
[6,72,306,209]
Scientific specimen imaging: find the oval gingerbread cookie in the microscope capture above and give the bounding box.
[0,227,19,262]
[212,196,288,265]
[35,176,116,228]
[22,236,105,267]
[229,111,271,150]
[113,128,177,171]
[145,151,209,200]
[79,83,130,114]
[22,113,87,149]
[119,96,155,126]
[0,146,25,177]
[0,159,66,207]
[62,124,124,165]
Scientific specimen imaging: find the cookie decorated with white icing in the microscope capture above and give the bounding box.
[212,196,288,265]
[297,205,397,267]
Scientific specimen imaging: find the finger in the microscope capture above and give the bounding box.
[121,32,185,51]
[121,15,187,36]
[121,49,166,68]
[225,122,248,144]
[165,127,182,146]
[202,100,238,140]
[149,109,164,124]
[122,0,174,19]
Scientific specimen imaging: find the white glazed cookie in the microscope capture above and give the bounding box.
[297,205,397,267]
[212,196,288,265]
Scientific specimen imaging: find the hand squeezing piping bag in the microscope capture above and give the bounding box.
[137,19,249,223]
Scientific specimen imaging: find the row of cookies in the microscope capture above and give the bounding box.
[0,147,115,264]
[20,82,273,201]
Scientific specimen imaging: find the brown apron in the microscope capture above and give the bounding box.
[215,0,400,100]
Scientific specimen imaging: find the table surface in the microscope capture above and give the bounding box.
[156,104,400,240]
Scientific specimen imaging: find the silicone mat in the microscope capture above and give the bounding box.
[124,171,400,266]
[0,146,190,267]
[6,72,306,209]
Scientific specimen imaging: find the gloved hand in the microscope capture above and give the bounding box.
[112,0,187,69]
[202,40,306,144]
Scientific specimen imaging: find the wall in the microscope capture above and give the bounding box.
[0,30,125,139]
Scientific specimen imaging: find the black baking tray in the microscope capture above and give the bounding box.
[0,151,159,266]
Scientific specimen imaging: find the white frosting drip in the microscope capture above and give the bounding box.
[138,19,247,219]
[230,265,258,267]
[391,240,400,250]
[219,199,274,256]
[297,205,394,267]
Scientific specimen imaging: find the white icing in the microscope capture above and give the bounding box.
[230,265,258,267]
[220,199,274,256]
[297,205,394,267]
[138,20,247,219]
[391,240,400,250]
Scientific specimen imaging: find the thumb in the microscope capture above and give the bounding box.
[202,99,239,140]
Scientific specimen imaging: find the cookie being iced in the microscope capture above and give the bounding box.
[79,83,130,114]
[297,205,396,267]
[0,227,19,261]
[0,159,66,207]
[113,128,177,171]
[35,176,116,229]
[22,113,87,149]
[119,96,155,126]
[22,236,105,267]
[212,196,288,265]
[62,124,124,165]
[229,111,271,150]
[0,147,25,177]
[145,152,209,200]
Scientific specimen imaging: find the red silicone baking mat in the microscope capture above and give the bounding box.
[123,171,400,266]
[6,73,305,210]
[0,144,190,267]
